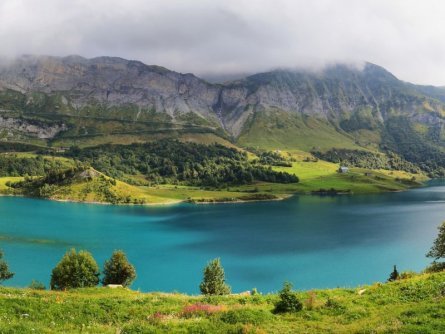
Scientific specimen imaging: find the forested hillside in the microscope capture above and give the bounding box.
[65,140,298,186]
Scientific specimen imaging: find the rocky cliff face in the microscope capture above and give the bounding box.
[0,55,444,143]
[0,116,67,139]
[0,55,221,124]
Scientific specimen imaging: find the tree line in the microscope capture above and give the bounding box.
[0,154,67,177]
[312,149,421,174]
[8,166,88,198]
[64,140,299,186]
[0,141,299,187]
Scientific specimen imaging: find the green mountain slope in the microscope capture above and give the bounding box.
[1,56,445,176]
[237,110,361,151]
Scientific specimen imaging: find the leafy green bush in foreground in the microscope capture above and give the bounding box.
[50,249,100,290]
[273,282,303,313]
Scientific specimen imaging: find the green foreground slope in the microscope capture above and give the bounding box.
[0,272,444,333]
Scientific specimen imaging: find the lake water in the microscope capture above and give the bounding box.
[1,181,445,294]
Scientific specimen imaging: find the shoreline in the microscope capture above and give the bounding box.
[0,180,427,207]
[0,192,291,206]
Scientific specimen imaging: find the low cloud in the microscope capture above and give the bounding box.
[1,0,445,85]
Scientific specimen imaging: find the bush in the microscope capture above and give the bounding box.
[399,271,418,280]
[199,258,231,295]
[304,291,317,310]
[427,221,445,261]
[102,250,136,287]
[0,250,14,284]
[50,249,100,290]
[425,222,445,274]
[219,309,273,325]
[324,297,345,312]
[273,282,303,313]
[28,280,46,290]
[424,261,445,273]
[181,303,226,318]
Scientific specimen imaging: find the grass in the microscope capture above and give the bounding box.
[266,152,428,195]
[50,176,179,205]
[0,271,444,333]
[52,179,261,205]
[0,172,277,205]
[0,152,75,167]
[0,177,23,192]
[139,185,268,203]
[237,110,363,151]
[50,131,233,149]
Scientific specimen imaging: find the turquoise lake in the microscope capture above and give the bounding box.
[1,181,445,294]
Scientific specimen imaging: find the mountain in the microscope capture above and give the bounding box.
[0,55,444,170]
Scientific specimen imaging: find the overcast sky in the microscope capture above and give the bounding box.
[1,0,445,85]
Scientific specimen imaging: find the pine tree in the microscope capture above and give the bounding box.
[388,265,399,282]
[0,250,14,284]
[199,258,231,295]
[102,250,136,287]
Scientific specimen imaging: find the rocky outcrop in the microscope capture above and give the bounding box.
[0,116,67,139]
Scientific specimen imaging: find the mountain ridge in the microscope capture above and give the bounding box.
[0,55,444,169]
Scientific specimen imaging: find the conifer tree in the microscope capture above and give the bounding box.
[102,250,136,287]
[388,265,399,282]
[199,258,231,295]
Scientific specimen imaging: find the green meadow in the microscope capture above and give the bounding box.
[0,271,444,333]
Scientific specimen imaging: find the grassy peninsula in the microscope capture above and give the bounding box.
[0,139,428,205]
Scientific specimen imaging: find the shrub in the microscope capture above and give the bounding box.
[181,303,226,318]
[438,282,445,297]
[199,258,231,295]
[426,222,445,273]
[273,282,303,313]
[427,221,445,261]
[324,297,345,312]
[399,271,418,280]
[50,249,100,290]
[0,250,14,284]
[424,261,445,273]
[102,250,136,287]
[147,312,168,324]
[219,309,273,325]
[304,291,317,310]
[28,280,46,290]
